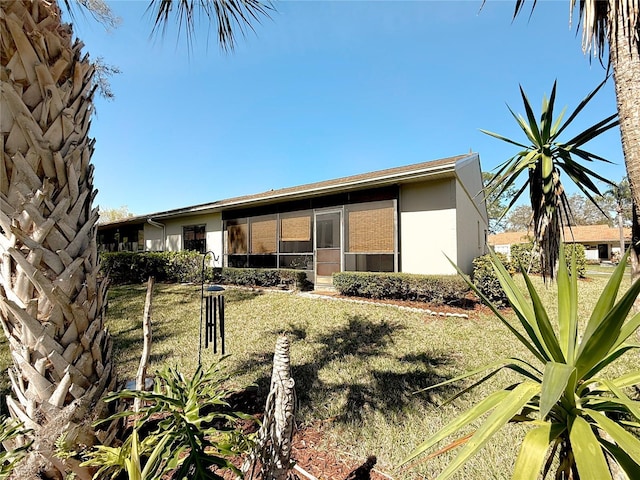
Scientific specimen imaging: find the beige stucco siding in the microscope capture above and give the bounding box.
[454,154,487,222]
[399,179,458,275]
[142,213,223,262]
[455,178,487,273]
[454,155,488,274]
[144,223,164,251]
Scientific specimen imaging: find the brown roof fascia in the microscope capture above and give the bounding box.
[98,153,474,228]
[149,153,472,219]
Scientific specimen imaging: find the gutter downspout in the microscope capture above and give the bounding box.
[147,218,166,251]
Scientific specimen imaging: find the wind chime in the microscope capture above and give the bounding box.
[199,252,226,366]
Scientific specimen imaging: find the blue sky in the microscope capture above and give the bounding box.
[72,0,626,215]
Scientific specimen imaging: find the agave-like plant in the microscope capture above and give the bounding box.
[402,247,640,479]
[0,417,32,479]
[81,362,254,480]
[483,80,618,278]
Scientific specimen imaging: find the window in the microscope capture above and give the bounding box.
[226,219,247,254]
[183,225,206,253]
[250,216,277,254]
[279,212,313,270]
[279,212,313,254]
[344,200,396,272]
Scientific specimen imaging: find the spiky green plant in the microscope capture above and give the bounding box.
[402,247,640,479]
[0,417,31,479]
[483,81,618,278]
[81,361,255,480]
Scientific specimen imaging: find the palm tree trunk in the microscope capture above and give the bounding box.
[243,335,296,480]
[608,2,640,284]
[1,1,115,477]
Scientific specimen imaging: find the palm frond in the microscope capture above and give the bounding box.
[146,0,272,52]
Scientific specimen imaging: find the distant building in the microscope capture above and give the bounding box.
[489,224,631,263]
[98,153,488,287]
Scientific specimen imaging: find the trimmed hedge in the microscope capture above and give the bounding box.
[100,251,202,285]
[332,272,470,306]
[214,268,308,289]
[100,251,309,288]
[509,242,586,278]
[472,253,512,308]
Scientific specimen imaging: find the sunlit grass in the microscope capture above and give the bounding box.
[100,273,639,479]
[1,270,638,478]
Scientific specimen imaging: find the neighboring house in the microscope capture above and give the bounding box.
[98,153,488,287]
[489,224,631,263]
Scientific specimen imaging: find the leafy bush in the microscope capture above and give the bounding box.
[509,242,586,278]
[82,362,254,480]
[510,242,541,275]
[101,252,309,289]
[100,251,203,285]
[472,253,512,307]
[212,268,308,290]
[332,272,470,306]
[564,243,587,278]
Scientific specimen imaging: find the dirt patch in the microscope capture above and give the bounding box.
[219,390,392,480]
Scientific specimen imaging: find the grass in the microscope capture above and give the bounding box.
[1,272,638,479]
[102,274,639,479]
[0,334,9,417]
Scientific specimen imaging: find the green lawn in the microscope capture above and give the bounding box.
[1,274,638,478]
[102,274,639,479]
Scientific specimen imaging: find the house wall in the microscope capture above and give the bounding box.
[454,157,488,273]
[399,178,459,275]
[144,213,224,265]
[144,223,164,251]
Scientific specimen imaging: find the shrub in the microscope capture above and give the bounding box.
[403,248,640,480]
[332,272,470,306]
[564,243,587,278]
[510,242,541,275]
[1,417,31,478]
[472,253,511,307]
[507,242,586,278]
[100,251,203,285]
[215,268,307,289]
[164,250,202,283]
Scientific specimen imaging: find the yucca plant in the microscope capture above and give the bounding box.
[0,417,31,479]
[483,81,618,279]
[81,362,255,480]
[402,247,640,479]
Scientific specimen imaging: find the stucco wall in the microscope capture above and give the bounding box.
[455,179,487,273]
[144,223,164,251]
[144,213,224,265]
[399,179,458,275]
[454,156,488,274]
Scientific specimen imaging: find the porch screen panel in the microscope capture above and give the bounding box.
[251,218,277,253]
[281,215,311,241]
[348,205,394,253]
[227,224,247,254]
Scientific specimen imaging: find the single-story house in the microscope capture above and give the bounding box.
[489,224,631,263]
[97,153,488,287]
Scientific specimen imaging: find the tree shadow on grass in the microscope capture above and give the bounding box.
[234,315,458,424]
